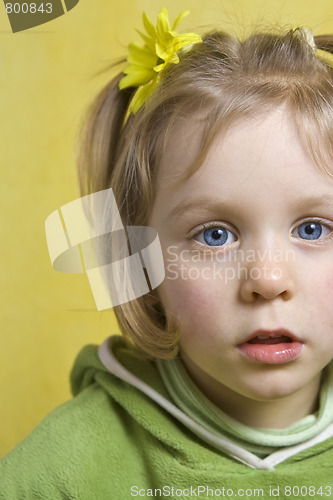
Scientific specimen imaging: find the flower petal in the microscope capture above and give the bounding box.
[155,41,180,65]
[173,33,203,52]
[136,29,154,49]
[119,66,155,88]
[142,12,156,38]
[172,10,189,30]
[153,61,167,72]
[127,43,157,67]
[156,8,171,36]
[129,77,160,114]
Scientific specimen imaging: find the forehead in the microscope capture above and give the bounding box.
[151,107,333,222]
[157,107,302,187]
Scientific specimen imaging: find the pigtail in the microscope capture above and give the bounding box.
[77,70,134,197]
[76,67,181,359]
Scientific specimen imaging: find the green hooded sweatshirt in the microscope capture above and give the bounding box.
[0,336,333,499]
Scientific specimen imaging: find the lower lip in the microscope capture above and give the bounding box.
[238,342,303,364]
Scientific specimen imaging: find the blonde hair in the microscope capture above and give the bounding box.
[78,27,333,358]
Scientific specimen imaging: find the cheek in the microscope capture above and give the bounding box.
[323,269,333,291]
[158,270,230,333]
[160,275,214,311]
[311,264,333,291]
[303,265,333,326]
[315,269,333,313]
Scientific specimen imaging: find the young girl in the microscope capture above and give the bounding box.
[2,8,333,498]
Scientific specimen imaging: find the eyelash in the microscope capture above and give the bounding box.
[189,218,333,250]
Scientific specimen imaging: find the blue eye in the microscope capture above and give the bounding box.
[195,226,237,247]
[293,220,332,241]
[297,222,322,240]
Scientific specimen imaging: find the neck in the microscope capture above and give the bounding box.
[181,356,322,429]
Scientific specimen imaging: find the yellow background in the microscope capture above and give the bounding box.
[1,0,333,457]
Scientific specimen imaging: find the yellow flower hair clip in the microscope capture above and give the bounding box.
[119,8,202,116]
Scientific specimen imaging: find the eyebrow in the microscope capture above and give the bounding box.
[169,194,333,220]
[169,198,233,219]
[293,194,333,211]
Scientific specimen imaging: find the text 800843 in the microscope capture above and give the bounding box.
[5,3,52,14]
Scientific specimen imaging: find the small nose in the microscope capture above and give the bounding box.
[239,248,295,303]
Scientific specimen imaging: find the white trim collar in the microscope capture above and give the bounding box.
[98,337,333,470]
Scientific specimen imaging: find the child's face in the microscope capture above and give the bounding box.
[149,107,333,419]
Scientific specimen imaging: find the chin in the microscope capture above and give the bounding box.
[237,372,309,401]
